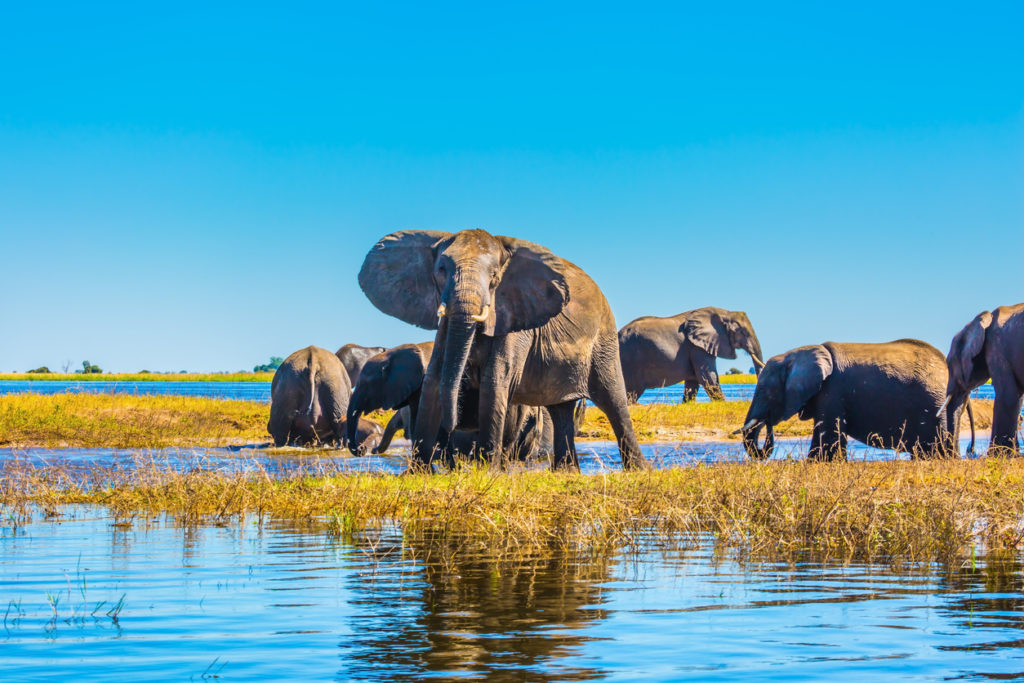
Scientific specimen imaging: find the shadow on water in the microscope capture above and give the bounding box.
[4,508,1024,679]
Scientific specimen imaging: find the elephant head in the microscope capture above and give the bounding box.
[738,345,834,459]
[940,311,992,453]
[346,343,432,454]
[358,229,569,434]
[684,308,766,373]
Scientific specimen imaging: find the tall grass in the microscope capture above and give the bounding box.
[3,455,1023,565]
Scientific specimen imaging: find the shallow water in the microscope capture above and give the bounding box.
[3,505,1024,680]
[0,379,1000,404]
[0,435,989,484]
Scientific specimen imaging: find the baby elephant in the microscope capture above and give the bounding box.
[268,346,368,448]
[738,339,961,461]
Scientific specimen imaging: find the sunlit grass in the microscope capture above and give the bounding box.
[0,372,276,382]
[3,455,1022,565]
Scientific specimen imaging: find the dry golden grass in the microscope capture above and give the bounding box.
[3,455,1023,565]
[0,372,275,382]
[0,393,993,448]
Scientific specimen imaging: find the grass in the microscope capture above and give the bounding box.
[0,372,275,382]
[0,393,993,448]
[4,455,1024,565]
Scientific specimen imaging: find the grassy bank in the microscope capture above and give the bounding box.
[0,372,276,382]
[0,393,992,449]
[3,456,1022,564]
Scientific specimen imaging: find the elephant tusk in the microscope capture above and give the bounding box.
[733,418,762,435]
[436,303,447,319]
[470,304,490,322]
[936,394,951,417]
[751,355,766,370]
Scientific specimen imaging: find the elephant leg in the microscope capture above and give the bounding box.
[990,388,1023,454]
[588,335,648,470]
[548,400,579,470]
[374,411,405,454]
[413,370,444,467]
[808,416,845,462]
[682,380,699,403]
[573,399,587,436]
[693,355,724,401]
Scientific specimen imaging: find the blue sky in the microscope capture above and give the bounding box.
[1,2,1021,372]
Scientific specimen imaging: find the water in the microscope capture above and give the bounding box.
[3,505,1024,680]
[0,380,998,404]
[0,435,992,485]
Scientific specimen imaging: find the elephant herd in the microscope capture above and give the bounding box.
[268,228,1024,470]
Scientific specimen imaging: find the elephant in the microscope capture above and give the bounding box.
[335,343,388,386]
[737,339,961,461]
[618,307,765,402]
[941,303,1024,455]
[268,345,365,448]
[358,228,646,470]
[346,341,553,460]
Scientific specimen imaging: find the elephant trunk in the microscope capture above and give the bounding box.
[741,420,775,460]
[346,385,367,455]
[440,315,477,433]
[747,336,765,376]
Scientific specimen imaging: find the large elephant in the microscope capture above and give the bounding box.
[268,346,384,450]
[941,304,1024,454]
[738,339,960,461]
[358,229,645,470]
[335,343,388,386]
[346,342,552,460]
[618,307,765,402]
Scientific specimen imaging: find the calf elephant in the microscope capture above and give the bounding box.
[618,307,765,402]
[358,229,645,470]
[346,342,552,460]
[738,339,961,461]
[942,304,1024,454]
[336,343,388,386]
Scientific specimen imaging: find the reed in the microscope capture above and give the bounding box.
[3,454,1022,565]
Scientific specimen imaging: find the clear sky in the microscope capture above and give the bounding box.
[1,2,1021,372]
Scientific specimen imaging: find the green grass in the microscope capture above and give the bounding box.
[0,372,276,382]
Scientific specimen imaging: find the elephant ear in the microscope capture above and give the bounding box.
[683,309,737,359]
[490,236,570,336]
[953,311,992,387]
[780,345,834,421]
[358,230,450,330]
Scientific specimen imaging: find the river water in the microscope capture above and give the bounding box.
[3,504,1024,681]
[0,380,998,404]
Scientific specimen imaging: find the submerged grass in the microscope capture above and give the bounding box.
[3,455,1023,565]
[0,393,993,448]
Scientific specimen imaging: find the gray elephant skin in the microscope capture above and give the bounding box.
[738,339,961,461]
[346,342,553,460]
[268,345,383,450]
[942,303,1024,454]
[336,343,387,386]
[618,307,765,402]
[358,229,645,470]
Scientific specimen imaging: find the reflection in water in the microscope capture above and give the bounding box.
[4,507,1024,680]
[339,531,612,681]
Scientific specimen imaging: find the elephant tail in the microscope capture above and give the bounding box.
[305,355,318,416]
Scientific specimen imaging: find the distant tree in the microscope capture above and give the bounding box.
[748,367,755,374]
[726,367,743,375]
[253,356,284,373]
[77,360,102,374]
[138,370,151,374]
[27,366,51,374]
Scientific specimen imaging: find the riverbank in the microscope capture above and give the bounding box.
[0,392,993,449]
[2,456,1020,564]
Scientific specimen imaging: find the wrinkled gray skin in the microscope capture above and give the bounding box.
[358,229,645,470]
[618,307,765,403]
[335,343,388,386]
[943,304,1024,455]
[739,339,960,461]
[346,342,553,460]
[268,346,352,447]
